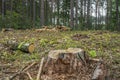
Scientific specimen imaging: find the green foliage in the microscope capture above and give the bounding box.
[39,39,49,47]
[56,36,77,49]
[0,11,31,29]
[89,50,97,58]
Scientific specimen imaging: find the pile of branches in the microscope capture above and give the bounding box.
[72,34,89,41]
[35,25,71,32]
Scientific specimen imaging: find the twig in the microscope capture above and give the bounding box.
[36,57,45,80]
[23,62,36,72]
[9,66,26,80]
[10,62,36,80]
[89,58,100,62]
[0,64,12,67]
[2,71,17,74]
[26,71,33,80]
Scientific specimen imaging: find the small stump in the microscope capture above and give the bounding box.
[41,48,107,80]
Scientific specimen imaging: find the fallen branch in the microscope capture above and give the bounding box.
[36,57,45,80]
[10,62,36,80]
[26,71,33,80]
[22,62,36,72]
[2,71,17,74]
[0,64,12,67]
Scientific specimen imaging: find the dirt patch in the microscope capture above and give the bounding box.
[71,34,89,41]
[92,30,110,35]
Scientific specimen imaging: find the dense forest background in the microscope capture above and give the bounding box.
[0,0,120,31]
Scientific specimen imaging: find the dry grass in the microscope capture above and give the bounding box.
[0,30,120,79]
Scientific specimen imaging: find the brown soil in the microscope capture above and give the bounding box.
[72,34,89,41]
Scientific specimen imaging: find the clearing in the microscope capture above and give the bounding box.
[0,30,120,80]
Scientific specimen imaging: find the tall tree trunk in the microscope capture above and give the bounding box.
[75,0,78,29]
[44,0,49,25]
[95,0,98,30]
[39,0,41,18]
[10,0,13,12]
[116,0,119,31]
[83,0,87,29]
[106,0,110,30]
[39,0,41,27]
[98,3,101,29]
[86,0,91,29]
[29,0,33,28]
[33,0,36,27]
[80,0,83,29]
[41,0,44,26]
[51,0,54,25]
[0,0,2,14]
[70,0,74,29]
[2,0,5,19]
[57,0,60,25]
[26,0,28,18]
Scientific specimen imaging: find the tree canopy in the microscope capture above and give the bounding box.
[0,0,120,31]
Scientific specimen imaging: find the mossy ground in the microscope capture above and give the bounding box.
[0,30,120,79]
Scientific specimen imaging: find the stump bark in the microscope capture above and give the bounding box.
[41,48,107,80]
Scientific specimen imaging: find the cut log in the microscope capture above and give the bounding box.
[7,41,35,53]
[35,28,58,32]
[2,28,14,32]
[35,26,71,32]
[55,26,71,31]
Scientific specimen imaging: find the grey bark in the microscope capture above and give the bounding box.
[70,0,74,29]
[116,0,120,31]
[86,0,91,29]
[57,0,60,25]
[2,0,5,19]
[33,0,36,27]
[10,0,13,12]
[75,0,78,28]
[95,0,99,29]
[41,0,44,26]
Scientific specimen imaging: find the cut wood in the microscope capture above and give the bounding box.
[36,57,45,80]
[10,62,36,80]
[7,41,35,53]
[55,26,71,31]
[26,71,33,80]
[2,28,14,32]
[35,25,71,32]
[92,59,106,80]
[41,48,107,80]
[48,48,88,65]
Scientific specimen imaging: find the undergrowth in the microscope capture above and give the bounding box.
[0,30,120,78]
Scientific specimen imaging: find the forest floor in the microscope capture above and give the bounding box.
[0,30,120,80]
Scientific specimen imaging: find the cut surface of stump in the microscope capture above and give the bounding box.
[40,48,107,80]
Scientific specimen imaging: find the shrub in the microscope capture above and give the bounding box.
[0,11,32,29]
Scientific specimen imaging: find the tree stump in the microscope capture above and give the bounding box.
[41,48,88,80]
[41,48,107,80]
